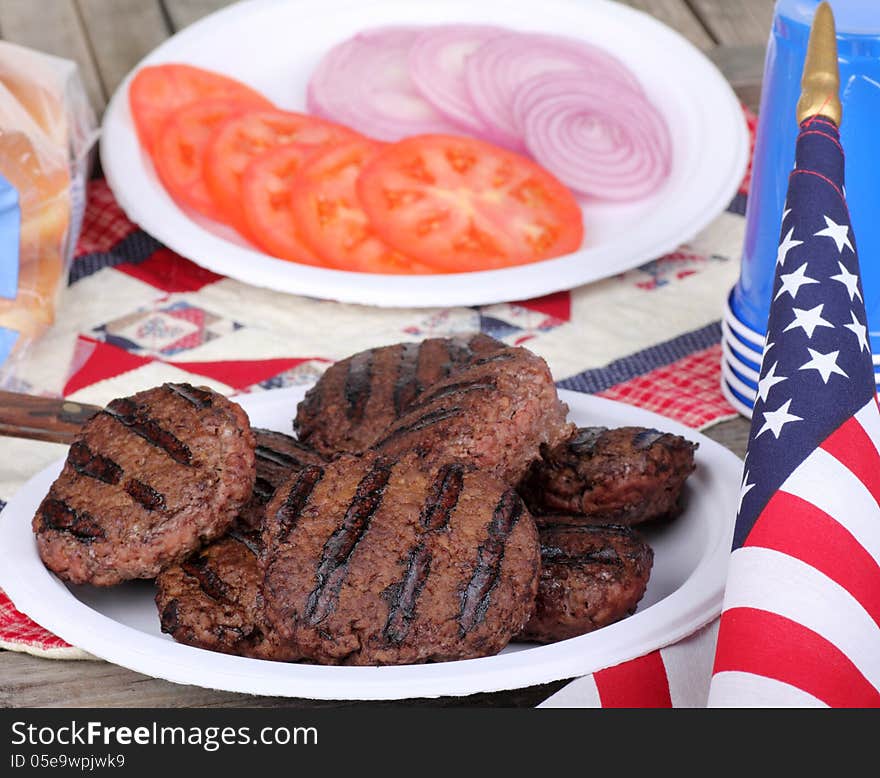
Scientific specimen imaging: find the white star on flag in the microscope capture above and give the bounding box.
[783,303,834,338]
[844,311,870,354]
[830,261,862,302]
[799,347,849,383]
[776,226,803,266]
[814,215,853,253]
[782,208,791,223]
[738,470,755,512]
[775,263,819,301]
[756,399,803,440]
[757,361,787,403]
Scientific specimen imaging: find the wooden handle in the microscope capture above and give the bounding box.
[0,391,101,445]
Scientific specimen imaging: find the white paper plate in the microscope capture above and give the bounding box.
[0,388,740,700]
[99,0,748,308]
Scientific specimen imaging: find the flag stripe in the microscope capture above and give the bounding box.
[537,675,602,708]
[709,671,827,707]
[779,448,880,566]
[854,399,880,458]
[594,651,672,708]
[819,415,880,507]
[721,547,880,690]
[712,607,880,707]
[745,492,880,627]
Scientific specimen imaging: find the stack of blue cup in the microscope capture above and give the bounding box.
[722,0,880,417]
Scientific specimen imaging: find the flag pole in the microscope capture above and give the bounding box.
[796,1,841,126]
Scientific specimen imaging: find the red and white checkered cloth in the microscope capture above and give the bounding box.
[0,109,756,695]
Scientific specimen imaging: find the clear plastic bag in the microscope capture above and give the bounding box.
[0,41,99,383]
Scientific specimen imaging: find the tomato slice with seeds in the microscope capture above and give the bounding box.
[290,139,434,274]
[355,134,584,272]
[129,64,272,152]
[152,99,257,221]
[204,109,359,231]
[241,144,328,266]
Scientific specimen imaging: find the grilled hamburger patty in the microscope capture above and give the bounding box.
[518,523,654,643]
[518,426,697,524]
[293,333,504,457]
[236,428,325,531]
[261,452,540,665]
[374,345,573,484]
[155,526,296,660]
[33,383,255,586]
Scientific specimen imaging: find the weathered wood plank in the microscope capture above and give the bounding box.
[709,42,766,113]
[687,0,775,47]
[621,0,715,50]
[162,0,233,32]
[76,0,170,100]
[0,651,568,708]
[0,0,105,113]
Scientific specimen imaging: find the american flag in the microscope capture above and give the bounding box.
[708,115,880,707]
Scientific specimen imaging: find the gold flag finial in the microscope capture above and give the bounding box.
[796,1,842,125]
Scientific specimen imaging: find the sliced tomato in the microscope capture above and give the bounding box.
[241,144,328,265]
[205,109,358,231]
[290,139,434,274]
[129,63,272,152]
[356,134,584,272]
[152,99,256,221]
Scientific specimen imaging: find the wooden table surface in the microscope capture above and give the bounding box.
[0,0,766,708]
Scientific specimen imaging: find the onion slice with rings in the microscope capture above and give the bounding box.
[306,26,462,142]
[408,25,506,137]
[464,32,644,151]
[516,73,671,201]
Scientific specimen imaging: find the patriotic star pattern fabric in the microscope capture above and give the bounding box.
[708,116,880,707]
[1,110,759,706]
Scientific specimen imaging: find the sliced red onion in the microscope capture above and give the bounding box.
[515,73,671,201]
[464,32,644,151]
[408,25,506,137]
[306,26,462,142]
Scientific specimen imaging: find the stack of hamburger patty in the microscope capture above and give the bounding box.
[32,334,697,666]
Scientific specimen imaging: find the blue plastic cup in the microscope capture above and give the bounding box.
[724,0,880,415]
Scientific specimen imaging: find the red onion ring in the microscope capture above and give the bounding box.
[306,26,462,141]
[464,32,644,151]
[516,73,671,201]
[408,25,506,137]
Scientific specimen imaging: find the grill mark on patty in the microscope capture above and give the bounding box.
[165,382,214,409]
[567,427,607,456]
[181,554,229,602]
[229,528,262,557]
[459,489,523,634]
[442,339,475,376]
[632,428,665,450]
[252,476,277,504]
[393,342,422,416]
[67,441,123,485]
[381,463,467,643]
[407,378,496,412]
[421,463,465,530]
[256,442,310,470]
[473,351,515,366]
[304,458,393,625]
[343,350,373,423]
[540,544,622,566]
[102,398,193,466]
[160,599,181,633]
[124,479,166,512]
[40,498,104,541]
[274,465,324,541]
[383,544,431,644]
[373,406,463,447]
